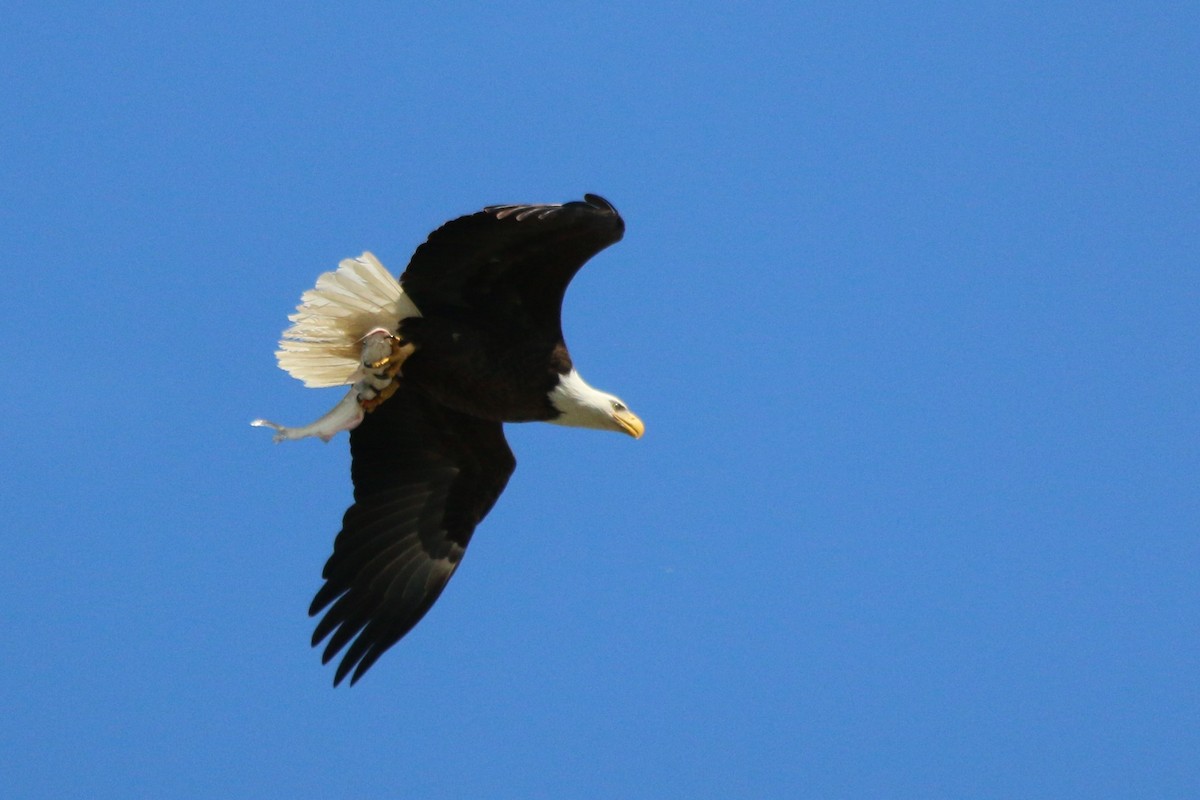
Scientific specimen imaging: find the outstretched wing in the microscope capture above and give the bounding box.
[399,193,624,339]
[309,386,516,686]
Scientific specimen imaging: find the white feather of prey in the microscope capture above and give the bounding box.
[275,252,420,388]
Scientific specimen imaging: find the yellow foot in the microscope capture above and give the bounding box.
[366,335,415,373]
[356,330,416,412]
[360,379,401,412]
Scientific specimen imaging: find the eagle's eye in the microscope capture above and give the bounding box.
[612,401,626,412]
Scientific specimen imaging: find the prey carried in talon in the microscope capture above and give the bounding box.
[361,329,414,374]
[356,329,413,412]
[250,254,420,443]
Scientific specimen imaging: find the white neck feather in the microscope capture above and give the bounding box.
[548,369,620,431]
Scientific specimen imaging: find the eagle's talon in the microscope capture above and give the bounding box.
[360,379,402,412]
[360,331,413,374]
[365,347,395,370]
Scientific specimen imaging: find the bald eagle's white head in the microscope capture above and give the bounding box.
[548,369,644,438]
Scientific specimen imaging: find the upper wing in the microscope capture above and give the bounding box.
[399,193,624,339]
[309,386,516,686]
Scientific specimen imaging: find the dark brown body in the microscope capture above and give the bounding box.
[397,315,569,423]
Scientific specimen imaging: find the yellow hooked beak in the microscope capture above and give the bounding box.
[613,408,645,439]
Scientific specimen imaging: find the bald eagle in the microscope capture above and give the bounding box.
[253,194,642,685]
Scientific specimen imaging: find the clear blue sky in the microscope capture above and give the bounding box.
[2,4,1196,798]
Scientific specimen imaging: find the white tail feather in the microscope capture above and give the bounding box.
[275,252,421,388]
